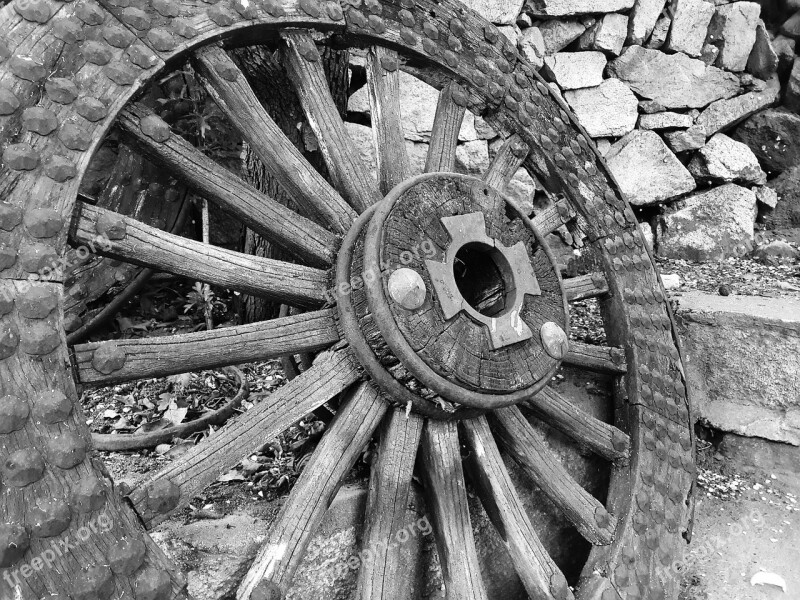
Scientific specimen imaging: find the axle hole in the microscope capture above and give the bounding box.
[453,242,515,318]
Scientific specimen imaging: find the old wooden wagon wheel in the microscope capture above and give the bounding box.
[0,0,696,598]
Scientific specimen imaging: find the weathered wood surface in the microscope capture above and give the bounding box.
[563,272,609,303]
[65,144,189,333]
[282,31,382,212]
[374,175,566,398]
[230,44,347,322]
[461,416,573,600]
[483,134,529,191]
[71,203,329,309]
[72,309,340,385]
[0,281,188,599]
[356,409,424,600]
[420,420,489,600]
[563,341,627,374]
[195,45,356,233]
[238,382,387,599]
[366,46,410,195]
[0,0,693,597]
[491,406,616,545]
[117,103,337,267]
[129,349,362,528]
[531,199,577,237]
[425,83,466,174]
[524,387,630,462]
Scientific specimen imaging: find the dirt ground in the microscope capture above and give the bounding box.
[679,458,799,600]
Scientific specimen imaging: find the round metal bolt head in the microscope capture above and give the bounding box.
[134,568,172,600]
[0,523,30,568]
[92,341,127,374]
[3,448,45,487]
[109,536,147,575]
[72,476,108,513]
[147,479,180,514]
[0,395,29,433]
[29,497,72,538]
[33,389,73,423]
[252,581,283,600]
[540,321,568,360]
[48,431,87,469]
[74,565,115,600]
[387,268,426,310]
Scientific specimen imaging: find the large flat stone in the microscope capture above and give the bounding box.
[455,139,490,175]
[732,107,800,175]
[675,291,800,445]
[344,122,429,179]
[537,18,592,54]
[606,130,696,205]
[665,0,716,57]
[563,78,639,138]
[706,2,761,72]
[576,13,628,55]
[657,184,756,261]
[718,432,800,485]
[763,164,800,230]
[542,51,607,90]
[646,14,671,49]
[638,111,695,130]
[746,19,779,80]
[687,132,767,185]
[519,26,545,67]
[462,0,524,24]
[607,45,744,109]
[694,75,780,136]
[664,125,708,153]
[525,0,634,17]
[627,0,667,45]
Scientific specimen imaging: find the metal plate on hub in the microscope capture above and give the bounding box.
[426,211,541,350]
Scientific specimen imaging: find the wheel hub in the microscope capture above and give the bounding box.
[337,173,570,416]
[425,211,542,350]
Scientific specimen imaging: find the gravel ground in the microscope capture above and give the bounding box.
[656,256,800,299]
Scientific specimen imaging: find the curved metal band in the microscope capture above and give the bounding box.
[362,173,570,410]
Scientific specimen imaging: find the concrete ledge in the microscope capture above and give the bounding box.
[675,291,800,445]
[719,432,800,490]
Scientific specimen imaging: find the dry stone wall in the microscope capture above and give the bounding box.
[346,0,800,263]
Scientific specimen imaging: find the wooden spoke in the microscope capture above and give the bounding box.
[523,387,630,462]
[531,199,577,236]
[356,410,424,600]
[425,83,466,173]
[238,382,387,599]
[461,417,573,600]
[483,134,529,191]
[195,45,356,233]
[564,342,627,375]
[72,203,328,309]
[128,349,362,528]
[366,46,410,194]
[491,406,616,546]
[118,104,337,267]
[564,272,610,303]
[72,309,339,386]
[420,420,489,600]
[282,31,382,212]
